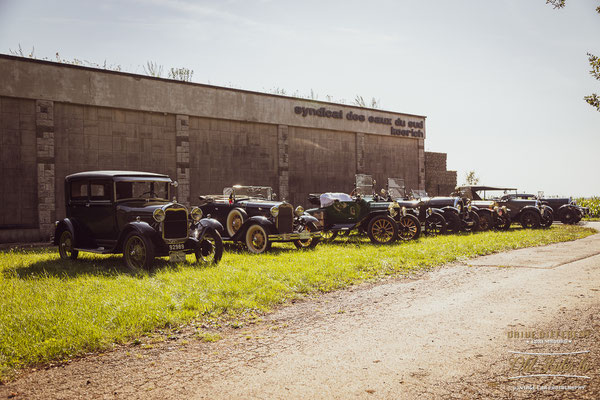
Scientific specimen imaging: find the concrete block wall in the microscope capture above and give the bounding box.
[425,151,457,196]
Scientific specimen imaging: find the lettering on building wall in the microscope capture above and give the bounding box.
[294,105,424,137]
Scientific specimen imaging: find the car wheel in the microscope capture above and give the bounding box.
[541,210,554,228]
[397,214,421,241]
[293,225,320,250]
[561,209,576,225]
[320,230,338,243]
[477,213,493,232]
[462,211,480,232]
[226,209,245,237]
[367,215,398,244]
[425,212,447,235]
[520,210,541,229]
[245,224,271,254]
[123,231,155,271]
[444,211,461,233]
[195,230,224,264]
[58,230,79,260]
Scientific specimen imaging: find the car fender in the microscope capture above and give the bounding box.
[441,206,460,215]
[116,221,159,251]
[232,216,274,241]
[193,218,224,241]
[557,204,580,218]
[53,218,77,246]
[517,205,542,219]
[299,214,320,227]
[475,208,493,217]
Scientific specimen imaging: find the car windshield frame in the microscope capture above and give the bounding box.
[223,185,273,200]
[114,178,171,202]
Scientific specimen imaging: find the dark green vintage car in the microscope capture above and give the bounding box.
[53,171,224,270]
[306,175,421,244]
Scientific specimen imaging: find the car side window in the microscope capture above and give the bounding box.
[90,180,112,202]
[70,180,88,201]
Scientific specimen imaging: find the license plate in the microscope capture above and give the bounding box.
[169,251,186,263]
[298,232,311,239]
[169,243,185,251]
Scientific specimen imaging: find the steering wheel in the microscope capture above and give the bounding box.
[140,190,156,198]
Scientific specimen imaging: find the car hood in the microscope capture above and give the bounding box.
[116,200,187,218]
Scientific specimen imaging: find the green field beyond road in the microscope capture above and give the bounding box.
[0,225,595,380]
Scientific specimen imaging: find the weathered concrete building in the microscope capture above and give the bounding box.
[0,55,456,243]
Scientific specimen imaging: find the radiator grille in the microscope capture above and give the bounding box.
[277,203,294,234]
[163,208,188,240]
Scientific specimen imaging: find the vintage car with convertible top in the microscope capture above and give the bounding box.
[197,185,322,253]
[53,171,224,270]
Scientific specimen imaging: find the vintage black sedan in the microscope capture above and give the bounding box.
[53,171,224,270]
[198,185,322,253]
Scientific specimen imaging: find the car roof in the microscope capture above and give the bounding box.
[457,185,518,191]
[65,170,171,180]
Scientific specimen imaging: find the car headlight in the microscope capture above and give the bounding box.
[456,204,462,212]
[388,202,399,217]
[295,206,304,217]
[153,208,166,223]
[191,207,203,222]
[502,206,508,214]
[426,208,433,216]
[402,206,407,216]
[270,205,279,217]
[468,204,472,212]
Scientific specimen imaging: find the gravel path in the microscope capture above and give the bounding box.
[1,223,599,399]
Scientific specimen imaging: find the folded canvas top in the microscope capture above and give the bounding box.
[320,192,352,208]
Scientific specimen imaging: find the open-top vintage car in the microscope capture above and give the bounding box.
[53,171,224,271]
[455,186,553,229]
[197,185,321,253]
[383,178,447,235]
[306,175,421,244]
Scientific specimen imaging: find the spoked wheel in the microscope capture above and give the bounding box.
[293,225,320,250]
[367,215,398,244]
[226,209,245,237]
[520,210,541,229]
[195,230,224,263]
[245,224,271,254]
[541,210,554,228]
[320,230,338,243]
[123,232,155,271]
[444,211,462,233]
[477,213,493,232]
[425,212,447,236]
[494,215,511,231]
[561,210,577,225]
[397,214,421,241]
[58,230,79,260]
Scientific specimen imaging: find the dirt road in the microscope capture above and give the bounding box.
[2,223,599,399]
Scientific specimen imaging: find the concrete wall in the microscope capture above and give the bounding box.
[425,152,457,196]
[0,55,447,243]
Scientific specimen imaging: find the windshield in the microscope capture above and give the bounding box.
[387,177,406,199]
[475,189,516,201]
[224,186,273,200]
[355,174,373,195]
[116,181,170,201]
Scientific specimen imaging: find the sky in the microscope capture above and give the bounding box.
[1,0,599,197]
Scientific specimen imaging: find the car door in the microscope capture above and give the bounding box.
[88,179,118,247]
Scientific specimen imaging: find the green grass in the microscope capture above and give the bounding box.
[0,225,595,380]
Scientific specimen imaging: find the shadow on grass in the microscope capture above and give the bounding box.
[2,251,219,280]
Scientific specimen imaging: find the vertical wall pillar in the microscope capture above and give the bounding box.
[355,132,365,174]
[176,114,190,207]
[36,100,55,240]
[418,138,425,191]
[277,125,289,201]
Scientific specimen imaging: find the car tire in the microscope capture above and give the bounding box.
[367,215,398,244]
[494,215,511,231]
[561,209,577,225]
[58,230,79,260]
[195,230,224,263]
[477,212,493,232]
[541,210,554,228]
[462,211,480,232]
[520,210,541,229]
[226,209,245,237]
[245,224,271,254]
[425,212,447,235]
[444,211,461,233]
[293,225,320,250]
[123,231,155,271]
[397,214,421,241]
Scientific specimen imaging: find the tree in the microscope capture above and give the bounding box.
[168,67,194,82]
[464,171,480,185]
[547,0,600,111]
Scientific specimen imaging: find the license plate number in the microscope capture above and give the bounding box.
[169,243,185,251]
[169,251,186,263]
